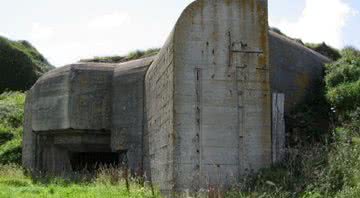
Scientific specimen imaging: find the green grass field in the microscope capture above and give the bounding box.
[0,164,161,198]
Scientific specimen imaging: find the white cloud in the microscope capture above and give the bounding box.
[88,12,131,29]
[270,0,357,48]
[26,10,165,67]
[0,31,9,38]
[31,23,55,41]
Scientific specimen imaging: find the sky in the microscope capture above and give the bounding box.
[0,0,359,67]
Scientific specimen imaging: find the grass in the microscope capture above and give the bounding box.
[0,164,161,198]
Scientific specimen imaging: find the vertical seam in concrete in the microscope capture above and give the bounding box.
[271,93,276,163]
[194,68,202,189]
[141,73,146,177]
[67,66,73,129]
[170,39,176,193]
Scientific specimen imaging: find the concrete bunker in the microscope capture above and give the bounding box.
[22,0,330,195]
[34,131,121,172]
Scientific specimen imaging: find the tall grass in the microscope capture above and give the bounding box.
[0,164,162,198]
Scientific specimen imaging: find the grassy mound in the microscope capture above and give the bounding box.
[0,36,54,92]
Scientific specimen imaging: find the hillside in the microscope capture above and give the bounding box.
[0,36,54,92]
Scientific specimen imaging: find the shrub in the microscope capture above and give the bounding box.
[0,92,25,164]
[306,43,342,61]
[325,47,360,116]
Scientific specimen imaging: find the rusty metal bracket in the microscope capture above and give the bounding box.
[256,66,268,70]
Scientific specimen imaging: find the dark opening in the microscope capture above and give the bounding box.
[70,152,120,172]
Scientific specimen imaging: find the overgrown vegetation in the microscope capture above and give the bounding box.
[270,27,305,45]
[80,48,160,63]
[305,43,342,61]
[270,27,341,61]
[0,36,54,92]
[0,92,25,164]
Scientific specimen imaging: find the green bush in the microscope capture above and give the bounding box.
[0,36,54,92]
[306,43,342,61]
[0,92,25,164]
[325,47,360,116]
[326,80,360,114]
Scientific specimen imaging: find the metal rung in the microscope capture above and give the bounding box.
[236,65,248,69]
[256,66,268,70]
[232,50,263,54]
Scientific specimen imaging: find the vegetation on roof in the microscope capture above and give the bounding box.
[306,42,342,61]
[0,36,54,92]
[80,48,160,64]
[270,27,305,45]
[270,27,341,60]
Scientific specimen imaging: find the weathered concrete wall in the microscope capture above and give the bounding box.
[35,134,72,174]
[22,89,36,170]
[23,63,116,172]
[30,63,115,132]
[31,66,72,131]
[68,64,114,130]
[144,0,271,193]
[111,56,155,172]
[144,30,175,194]
[34,131,112,174]
[269,31,330,113]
